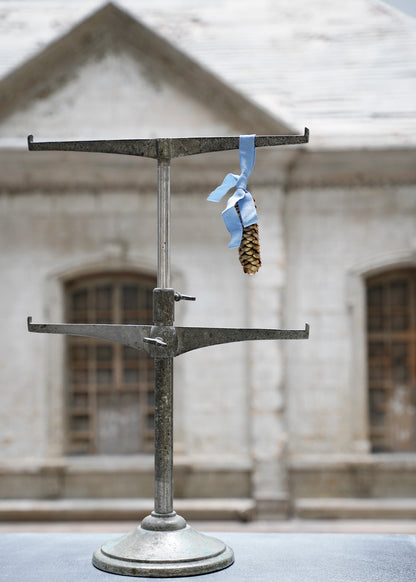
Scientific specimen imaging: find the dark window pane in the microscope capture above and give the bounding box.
[96,368,113,385]
[70,344,89,362]
[72,290,88,312]
[369,389,387,429]
[94,285,113,323]
[96,345,113,361]
[95,285,113,310]
[368,341,385,359]
[71,290,88,322]
[369,366,385,383]
[122,286,139,311]
[122,285,140,323]
[123,369,140,384]
[70,414,89,432]
[123,346,139,361]
[391,342,409,383]
[368,315,383,332]
[71,369,88,385]
[390,281,409,331]
[71,393,88,409]
[391,314,408,331]
[390,280,408,306]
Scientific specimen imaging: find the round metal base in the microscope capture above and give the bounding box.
[92,515,234,578]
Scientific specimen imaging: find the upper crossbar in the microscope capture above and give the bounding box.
[28,129,309,159]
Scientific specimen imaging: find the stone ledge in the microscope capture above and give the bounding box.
[0,457,252,499]
[294,498,416,519]
[289,454,416,498]
[0,498,255,522]
[289,453,416,470]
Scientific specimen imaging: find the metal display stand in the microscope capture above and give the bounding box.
[27,129,309,577]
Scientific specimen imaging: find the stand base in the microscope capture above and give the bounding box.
[92,513,234,578]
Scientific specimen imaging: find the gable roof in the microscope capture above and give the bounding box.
[0,0,415,148]
[0,2,291,144]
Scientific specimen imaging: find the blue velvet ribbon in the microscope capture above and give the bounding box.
[207,135,257,248]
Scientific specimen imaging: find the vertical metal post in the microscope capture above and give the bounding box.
[153,288,175,516]
[157,151,171,289]
[154,357,174,515]
[154,140,174,515]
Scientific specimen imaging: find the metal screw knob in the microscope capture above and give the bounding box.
[174,292,196,302]
[143,337,168,347]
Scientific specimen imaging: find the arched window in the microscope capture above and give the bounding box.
[367,269,416,452]
[65,273,156,455]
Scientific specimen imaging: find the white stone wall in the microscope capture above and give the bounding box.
[246,185,289,511]
[2,143,416,509]
[285,182,416,456]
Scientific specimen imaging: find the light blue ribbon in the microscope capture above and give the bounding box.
[207,134,257,248]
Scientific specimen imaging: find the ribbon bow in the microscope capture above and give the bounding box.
[207,134,257,248]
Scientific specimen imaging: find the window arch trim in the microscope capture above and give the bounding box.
[42,256,157,458]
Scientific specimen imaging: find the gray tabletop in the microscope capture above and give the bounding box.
[1,532,416,581]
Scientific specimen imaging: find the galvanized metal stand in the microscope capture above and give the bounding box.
[27,129,309,577]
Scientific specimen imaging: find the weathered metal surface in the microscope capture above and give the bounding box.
[27,130,309,577]
[92,524,234,577]
[157,158,170,288]
[28,129,309,159]
[27,134,159,158]
[27,317,152,351]
[173,292,196,302]
[175,324,309,355]
[154,358,174,514]
[27,317,309,358]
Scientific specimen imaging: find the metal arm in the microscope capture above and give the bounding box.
[28,316,308,358]
[27,128,309,160]
[175,324,309,355]
[27,317,152,352]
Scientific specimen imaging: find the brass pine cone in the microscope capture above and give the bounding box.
[235,199,261,275]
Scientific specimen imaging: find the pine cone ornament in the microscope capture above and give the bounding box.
[235,199,261,275]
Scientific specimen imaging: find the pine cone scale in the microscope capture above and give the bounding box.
[235,199,262,275]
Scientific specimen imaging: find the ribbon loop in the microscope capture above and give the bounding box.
[207,135,257,248]
[207,173,239,203]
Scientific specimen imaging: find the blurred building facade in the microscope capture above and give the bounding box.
[0,1,415,520]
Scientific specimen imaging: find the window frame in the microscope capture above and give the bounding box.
[366,269,416,453]
[65,272,156,455]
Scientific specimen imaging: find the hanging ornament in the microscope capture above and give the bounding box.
[207,134,261,275]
